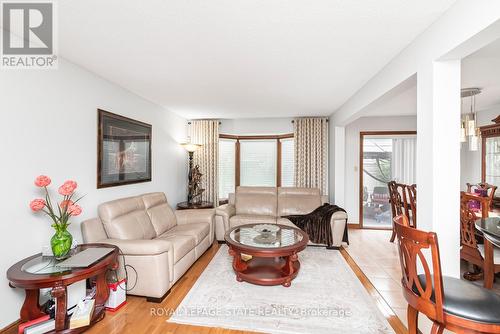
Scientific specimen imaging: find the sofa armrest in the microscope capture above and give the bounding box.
[321,195,329,205]
[216,204,235,230]
[174,208,215,225]
[101,238,173,256]
[329,211,348,247]
[216,204,235,220]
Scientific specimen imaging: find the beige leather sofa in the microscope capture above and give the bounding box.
[215,187,347,248]
[81,192,214,302]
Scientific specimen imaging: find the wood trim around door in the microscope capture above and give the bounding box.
[358,131,417,229]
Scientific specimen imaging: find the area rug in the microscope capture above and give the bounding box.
[168,245,395,334]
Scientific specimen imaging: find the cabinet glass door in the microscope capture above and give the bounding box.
[485,136,500,189]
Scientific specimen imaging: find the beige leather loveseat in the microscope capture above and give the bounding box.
[215,187,347,248]
[81,192,214,302]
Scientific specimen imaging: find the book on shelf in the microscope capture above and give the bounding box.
[18,315,50,334]
[23,319,55,334]
[69,299,95,329]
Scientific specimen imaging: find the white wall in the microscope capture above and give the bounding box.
[460,105,500,188]
[0,59,187,328]
[219,118,293,135]
[344,116,417,223]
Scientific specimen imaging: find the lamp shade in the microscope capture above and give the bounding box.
[469,134,479,151]
[181,143,202,153]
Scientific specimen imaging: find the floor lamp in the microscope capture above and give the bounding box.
[181,142,201,204]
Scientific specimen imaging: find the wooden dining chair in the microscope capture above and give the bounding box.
[460,191,500,288]
[466,182,497,210]
[388,181,416,242]
[393,215,500,334]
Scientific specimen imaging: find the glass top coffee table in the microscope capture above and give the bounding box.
[475,217,500,248]
[224,224,309,287]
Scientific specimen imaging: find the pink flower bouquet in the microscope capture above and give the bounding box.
[30,175,84,259]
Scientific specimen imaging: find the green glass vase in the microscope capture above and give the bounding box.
[51,229,73,260]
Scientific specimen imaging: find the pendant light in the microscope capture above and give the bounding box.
[460,88,482,151]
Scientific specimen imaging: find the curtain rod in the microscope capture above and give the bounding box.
[187,121,222,125]
[291,119,329,123]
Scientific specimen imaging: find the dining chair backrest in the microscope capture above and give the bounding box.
[466,182,497,209]
[388,181,416,228]
[460,191,490,259]
[393,215,445,323]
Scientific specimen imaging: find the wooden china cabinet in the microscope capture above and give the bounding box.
[480,115,500,209]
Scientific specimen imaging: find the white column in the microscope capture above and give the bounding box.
[417,60,461,278]
[333,126,345,207]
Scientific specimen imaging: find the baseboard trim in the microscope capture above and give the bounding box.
[0,319,20,334]
[146,289,171,303]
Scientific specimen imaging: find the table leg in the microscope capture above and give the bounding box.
[282,253,298,287]
[95,271,110,307]
[228,247,247,281]
[484,239,495,289]
[20,289,45,321]
[51,283,67,331]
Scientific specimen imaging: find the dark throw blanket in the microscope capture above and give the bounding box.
[283,203,348,248]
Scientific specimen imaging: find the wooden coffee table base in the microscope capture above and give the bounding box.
[228,247,300,287]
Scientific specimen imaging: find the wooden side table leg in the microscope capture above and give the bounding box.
[95,271,110,307]
[52,283,67,331]
[20,289,44,321]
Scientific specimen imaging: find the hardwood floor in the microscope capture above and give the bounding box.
[3,236,408,334]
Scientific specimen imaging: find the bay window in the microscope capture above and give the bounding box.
[218,134,294,199]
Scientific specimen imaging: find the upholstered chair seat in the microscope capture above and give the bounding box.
[415,274,500,324]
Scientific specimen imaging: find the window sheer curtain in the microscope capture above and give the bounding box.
[189,120,219,206]
[293,118,328,195]
[391,137,417,184]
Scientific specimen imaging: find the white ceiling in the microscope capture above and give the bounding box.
[462,38,500,112]
[58,0,456,119]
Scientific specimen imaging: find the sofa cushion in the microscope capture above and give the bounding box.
[142,192,177,236]
[163,223,210,245]
[235,186,277,216]
[277,187,322,216]
[98,196,156,240]
[230,214,277,228]
[156,233,196,263]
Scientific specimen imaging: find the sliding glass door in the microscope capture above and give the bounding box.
[359,132,417,229]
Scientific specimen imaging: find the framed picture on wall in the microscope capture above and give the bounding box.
[97,109,152,188]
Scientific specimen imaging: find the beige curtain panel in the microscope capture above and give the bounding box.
[189,120,219,206]
[294,118,329,195]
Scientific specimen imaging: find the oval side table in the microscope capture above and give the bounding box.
[6,243,119,333]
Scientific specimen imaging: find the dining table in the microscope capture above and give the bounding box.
[475,217,500,289]
[475,217,500,248]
